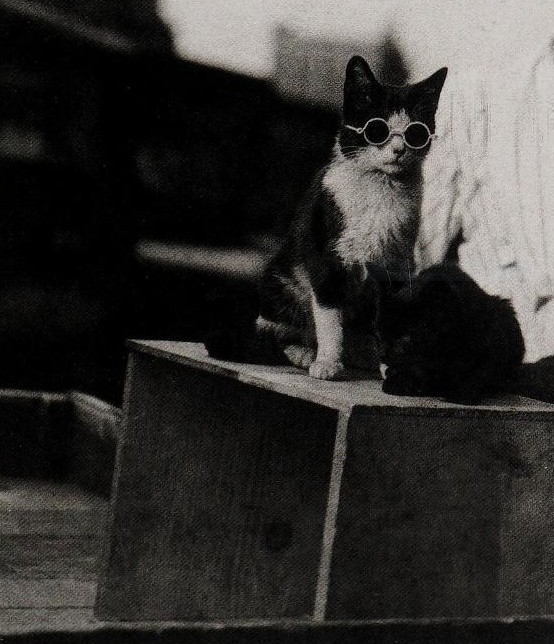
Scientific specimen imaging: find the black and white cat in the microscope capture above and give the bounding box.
[207,56,447,380]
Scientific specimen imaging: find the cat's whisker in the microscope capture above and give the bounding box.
[341,151,360,160]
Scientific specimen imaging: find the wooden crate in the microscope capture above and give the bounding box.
[96,341,554,621]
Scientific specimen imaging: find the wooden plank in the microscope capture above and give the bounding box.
[68,393,121,444]
[5,616,554,643]
[326,409,554,619]
[0,580,96,608]
[96,352,339,620]
[0,536,100,581]
[0,476,105,632]
[0,389,119,489]
[66,392,121,497]
[129,341,554,416]
[0,509,107,537]
[0,477,108,536]
[0,608,97,634]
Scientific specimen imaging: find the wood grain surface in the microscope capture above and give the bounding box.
[0,475,107,633]
[327,409,554,618]
[129,341,553,416]
[96,342,554,621]
[97,352,340,620]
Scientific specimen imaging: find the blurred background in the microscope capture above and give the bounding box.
[0,0,553,404]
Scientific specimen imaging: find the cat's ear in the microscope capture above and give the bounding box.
[343,56,381,119]
[345,56,378,90]
[408,67,448,125]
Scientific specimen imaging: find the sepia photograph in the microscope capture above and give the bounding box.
[1,0,554,641]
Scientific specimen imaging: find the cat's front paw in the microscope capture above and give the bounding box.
[284,344,316,369]
[309,359,344,380]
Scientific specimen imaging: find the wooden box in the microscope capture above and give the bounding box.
[96,341,554,621]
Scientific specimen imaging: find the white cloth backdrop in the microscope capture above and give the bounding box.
[416,38,554,362]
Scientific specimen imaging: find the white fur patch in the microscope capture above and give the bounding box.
[387,111,411,132]
[324,162,419,269]
[310,291,343,365]
[325,110,421,272]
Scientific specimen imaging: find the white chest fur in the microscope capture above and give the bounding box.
[323,155,420,269]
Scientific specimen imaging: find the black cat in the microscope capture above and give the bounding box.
[377,264,525,404]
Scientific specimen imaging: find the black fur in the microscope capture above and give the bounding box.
[378,264,525,404]
[205,318,289,366]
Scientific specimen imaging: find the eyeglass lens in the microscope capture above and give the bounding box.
[403,123,431,149]
[363,120,431,149]
[364,120,390,145]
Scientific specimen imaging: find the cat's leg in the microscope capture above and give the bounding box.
[283,344,316,369]
[303,262,350,380]
[309,295,344,379]
[255,316,303,343]
[256,316,317,370]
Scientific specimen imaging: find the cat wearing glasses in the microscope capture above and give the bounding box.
[207,56,447,379]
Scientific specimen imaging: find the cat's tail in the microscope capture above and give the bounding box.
[204,318,289,366]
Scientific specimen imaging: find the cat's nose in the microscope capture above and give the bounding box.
[390,135,406,157]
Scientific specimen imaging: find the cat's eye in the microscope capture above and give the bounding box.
[363,119,390,145]
[403,123,433,149]
[345,118,436,150]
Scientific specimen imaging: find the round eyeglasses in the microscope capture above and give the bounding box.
[344,118,437,150]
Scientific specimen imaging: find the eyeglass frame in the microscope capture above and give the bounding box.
[344,117,437,150]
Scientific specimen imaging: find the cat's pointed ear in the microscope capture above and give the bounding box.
[345,56,378,91]
[408,67,448,125]
[344,56,381,119]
